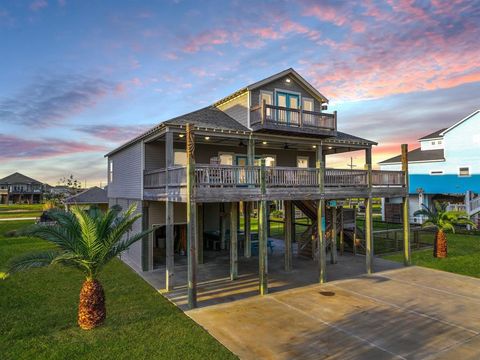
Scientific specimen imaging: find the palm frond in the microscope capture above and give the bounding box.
[7,250,60,275]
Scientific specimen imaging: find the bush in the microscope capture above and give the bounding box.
[5,230,17,237]
[271,210,283,218]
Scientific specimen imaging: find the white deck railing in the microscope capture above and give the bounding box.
[144,165,405,190]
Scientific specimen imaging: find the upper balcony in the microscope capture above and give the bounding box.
[250,101,337,137]
[143,165,406,203]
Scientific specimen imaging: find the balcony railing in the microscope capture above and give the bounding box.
[144,165,404,190]
[250,102,336,132]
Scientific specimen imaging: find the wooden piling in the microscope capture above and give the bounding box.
[259,159,268,295]
[186,124,197,309]
[230,202,238,280]
[402,144,411,266]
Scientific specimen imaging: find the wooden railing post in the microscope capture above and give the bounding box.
[299,105,303,128]
[402,144,411,266]
[333,110,337,131]
[261,99,266,125]
[259,158,268,295]
[186,124,197,309]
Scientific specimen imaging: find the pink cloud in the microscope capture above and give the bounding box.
[251,27,283,40]
[183,29,230,53]
[76,124,149,142]
[0,135,106,162]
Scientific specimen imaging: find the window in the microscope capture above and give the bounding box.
[303,98,314,111]
[430,170,444,175]
[431,141,436,145]
[260,91,273,118]
[302,98,314,125]
[459,167,470,177]
[438,140,442,144]
[174,150,187,166]
[219,153,233,165]
[255,155,276,167]
[108,160,113,183]
[297,156,309,168]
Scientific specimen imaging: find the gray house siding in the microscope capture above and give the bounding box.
[145,141,165,170]
[215,92,249,128]
[251,75,322,112]
[109,197,143,271]
[108,141,143,200]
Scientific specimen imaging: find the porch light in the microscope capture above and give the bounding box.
[262,141,267,145]
[312,145,317,148]
[286,78,291,83]
[205,136,210,140]
[179,134,184,138]
[328,146,333,149]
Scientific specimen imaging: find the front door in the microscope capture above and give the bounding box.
[276,92,300,125]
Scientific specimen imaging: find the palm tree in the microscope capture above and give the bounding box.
[6,204,152,330]
[414,201,475,258]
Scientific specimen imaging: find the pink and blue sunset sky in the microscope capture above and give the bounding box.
[1,0,479,186]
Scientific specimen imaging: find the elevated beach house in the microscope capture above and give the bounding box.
[0,172,47,204]
[380,110,480,226]
[106,68,410,308]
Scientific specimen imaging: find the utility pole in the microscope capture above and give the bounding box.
[347,157,357,170]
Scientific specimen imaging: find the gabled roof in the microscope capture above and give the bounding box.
[379,148,445,164]
[64,186,108,204]
[0,172,43,185]
[440,109,480,136]
[105,107,250,157]
[214,68,329,106]
[417,109,480,141]
[163,106,249,131]
[418,128,447,140]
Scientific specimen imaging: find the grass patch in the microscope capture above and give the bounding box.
[0,211,41,219]
[384,233,480,278]
[0,204,43,212]
[0,220,236,360]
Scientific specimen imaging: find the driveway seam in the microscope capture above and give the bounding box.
[270,296,407,360]
[329,284,480,335]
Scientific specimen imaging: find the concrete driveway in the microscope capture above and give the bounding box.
[187,266,480,359]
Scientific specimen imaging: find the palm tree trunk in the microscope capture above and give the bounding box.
[434,229,448,258]
[78,278,106,329]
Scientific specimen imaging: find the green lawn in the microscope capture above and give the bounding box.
[0,204,43,219]
[384,233,480,278]
[0,204,43,212]
[0,220,236,360]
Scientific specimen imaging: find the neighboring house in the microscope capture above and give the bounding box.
[64,186,108,212]
[379,110,480,225]
[0,172,47,204]
[105,68,409,308]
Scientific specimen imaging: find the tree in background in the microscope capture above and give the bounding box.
[414,202,476,258]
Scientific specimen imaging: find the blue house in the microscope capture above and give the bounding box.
[379,110,480,225]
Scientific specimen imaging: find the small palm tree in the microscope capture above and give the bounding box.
[6,204,152,330]
[414,201,475,258]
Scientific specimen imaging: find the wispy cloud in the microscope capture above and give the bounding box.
[29,0,48,11]
[0,75,121,127]
[0,134,106,162]
[76,124,150,142]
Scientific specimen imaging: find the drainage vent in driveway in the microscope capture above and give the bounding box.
[319,291,335,296]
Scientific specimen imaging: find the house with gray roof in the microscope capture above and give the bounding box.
[0,172,47,204]
[380,109,480,225]
[105,68,410,309]
[64,186,108,211]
